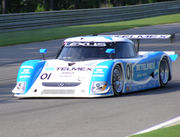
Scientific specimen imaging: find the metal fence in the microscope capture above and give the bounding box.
[0,1,180,32]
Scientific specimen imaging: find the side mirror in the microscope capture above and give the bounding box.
[105,48,115,54]
[40,49,47,60]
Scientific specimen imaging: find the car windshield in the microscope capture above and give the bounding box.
[57,42,113,61]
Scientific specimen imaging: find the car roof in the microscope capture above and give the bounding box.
[64,35,133,43]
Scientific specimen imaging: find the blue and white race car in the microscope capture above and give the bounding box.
[12,35,178,98]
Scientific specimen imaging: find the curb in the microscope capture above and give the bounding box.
[130,116,180,136]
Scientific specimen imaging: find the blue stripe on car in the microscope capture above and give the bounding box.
[103,36,113,40]
[17,60,45,94]
[89,60,114,95]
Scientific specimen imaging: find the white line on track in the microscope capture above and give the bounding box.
[131,116,180,136]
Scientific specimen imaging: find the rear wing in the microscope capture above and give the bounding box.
[109,34,175,52]
[112,34,177,61]
[111,34,174,39]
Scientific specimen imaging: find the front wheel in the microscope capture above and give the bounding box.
[112,65,124,96]
[159,58,170,87]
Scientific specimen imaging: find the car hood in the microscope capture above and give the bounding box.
[40,59,108,82]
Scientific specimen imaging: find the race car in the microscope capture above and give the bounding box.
[12,34,178,98]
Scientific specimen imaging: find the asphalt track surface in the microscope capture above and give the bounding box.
[0,23,180,137]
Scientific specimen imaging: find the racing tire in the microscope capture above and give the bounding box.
[159,58,170,87]
[112,65,124,96]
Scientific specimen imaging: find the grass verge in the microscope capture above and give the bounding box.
[130,124,180,137]
[0,13,180,47]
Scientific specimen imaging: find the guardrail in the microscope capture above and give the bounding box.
[0,1,180,32]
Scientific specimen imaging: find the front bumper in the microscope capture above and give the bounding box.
[12,85,114,98]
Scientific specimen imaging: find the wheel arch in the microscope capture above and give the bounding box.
[160,55,172,81]
[111,62,126,94]
[158,55,172,87]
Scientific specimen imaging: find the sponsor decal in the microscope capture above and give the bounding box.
[65,42,106,47]
[114,35,171,39]
[20,66,34,69]
[20,75,30,78]
[61,72,74,75]
[56,67,92,71]
[94,69,104,74]
[21,69,30,74]
[59,72,75,78]
[136,62,155,71]
[136,73,148,78]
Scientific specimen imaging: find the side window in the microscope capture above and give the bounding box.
[115,42,136,58]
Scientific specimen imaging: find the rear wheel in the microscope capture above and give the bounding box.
[112,65,124,96]
[159,58,170,87]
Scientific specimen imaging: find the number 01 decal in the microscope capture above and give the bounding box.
[40,73,52,80]
[126,64,133,80]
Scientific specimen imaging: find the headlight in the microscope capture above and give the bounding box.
[92,82,108,94]
[16,82,26,93]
